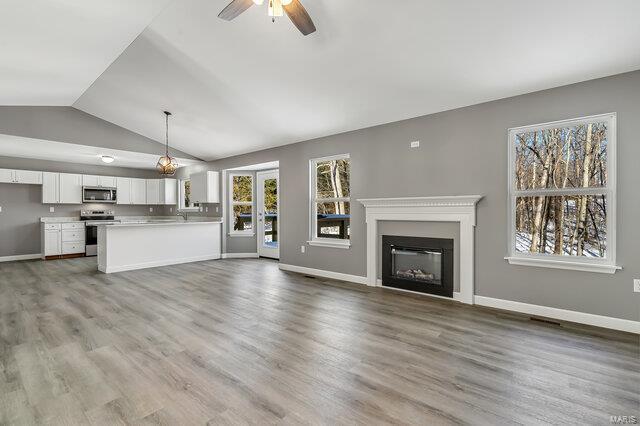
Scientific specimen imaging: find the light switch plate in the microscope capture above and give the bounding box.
[215,206,219,213]
[169,207,172,213]
[205,207,209,212]
[49,207,54,213]
[0,206,2,212]
[634,279,640,293]
[410,140,420,148]
[149,207,153,212]
[301,245,305,253]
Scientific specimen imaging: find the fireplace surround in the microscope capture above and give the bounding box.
[382,235,454,297]
[358,195,482,304]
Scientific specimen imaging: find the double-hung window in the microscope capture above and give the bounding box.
[178,179,199,211]
[506,113,618,273]
[229,173,254,235]
[309,154,351,248]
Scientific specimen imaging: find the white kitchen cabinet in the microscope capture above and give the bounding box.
[42,172,60,203]
[190,171,220,203]
[0,169,14,183]
[0,168,42,184]
[42,223,62,257]
[130,178,147,205]
[41,222,85,259]
[14,170,42,184]
[159,179,177,205]
[100,176,117,188]
[59,173,82,204]
[116,177,131,205]
[83,175,117,188]
[146,179,160,205]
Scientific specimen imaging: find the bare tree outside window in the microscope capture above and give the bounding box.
[311,155,351,242]
[509,114,615,263]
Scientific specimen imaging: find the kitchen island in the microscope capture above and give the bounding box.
[97,219,222,273]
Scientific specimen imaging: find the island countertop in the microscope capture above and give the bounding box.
[99,218,223,227]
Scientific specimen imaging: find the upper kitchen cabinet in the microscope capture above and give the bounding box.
[42,172,60,203]
[146,179,160,205]
[130,178,147,205]
[83,175,117,188]
[0,168,42,184]
[159,179,177,205]
[43,172,81,204]
[116,177,131,205]
[190,171,219,203]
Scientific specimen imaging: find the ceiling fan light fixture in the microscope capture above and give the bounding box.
[101,155,114,164]
[252,0,264,4]
[268,0,283,17]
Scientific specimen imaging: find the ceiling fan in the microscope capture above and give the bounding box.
[218,0,316,36]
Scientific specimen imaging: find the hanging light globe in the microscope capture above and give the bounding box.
[157,111,178,176]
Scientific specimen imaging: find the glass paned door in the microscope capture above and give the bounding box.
[257,170,279,259]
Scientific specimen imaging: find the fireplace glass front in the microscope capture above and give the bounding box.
[391,247,442,285]
[382,235,453,297]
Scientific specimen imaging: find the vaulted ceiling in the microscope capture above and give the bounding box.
[3,0,640,161]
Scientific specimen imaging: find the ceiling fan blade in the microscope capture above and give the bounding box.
[283,0,316,36]
[218,0,254,21]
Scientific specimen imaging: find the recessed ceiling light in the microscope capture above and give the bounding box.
[101,155,115,164]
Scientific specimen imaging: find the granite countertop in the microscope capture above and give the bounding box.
[101,219,223,227]
[41,216,222,224]
[40,217,81,223]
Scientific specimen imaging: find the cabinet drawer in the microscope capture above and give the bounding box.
[44,223,61,230]
[62,242,85,255]
[61,222,85,230]
[62,230,85,242]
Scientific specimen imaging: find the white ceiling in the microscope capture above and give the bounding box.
[0,134,201,170]
[4,0,640,162]
[0,0,170,105]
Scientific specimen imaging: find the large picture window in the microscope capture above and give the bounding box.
[309,154,351,248]
[229,173,254,235]
[507,113,618,273]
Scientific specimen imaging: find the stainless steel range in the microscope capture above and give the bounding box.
[81,210,120,256]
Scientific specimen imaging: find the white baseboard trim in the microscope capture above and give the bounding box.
[475,296,640,334]
[279,263,368,285]
[99,254,221,273]
[221,253,260,259]
[0,253,41,263]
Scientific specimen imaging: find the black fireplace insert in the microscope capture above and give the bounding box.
[382,235,453,297]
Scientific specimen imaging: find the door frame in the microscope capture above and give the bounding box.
[256,170,280,259]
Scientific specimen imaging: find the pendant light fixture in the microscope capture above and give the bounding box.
[157,111,178,176]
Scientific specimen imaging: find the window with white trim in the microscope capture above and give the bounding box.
[309,154,351,248]
[229,173,254,235]
[507,113,618,273]
[179,179,199,211]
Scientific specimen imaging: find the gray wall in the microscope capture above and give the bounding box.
[0,157,172,257]
[204,70,640,321]
[0,106,197,160]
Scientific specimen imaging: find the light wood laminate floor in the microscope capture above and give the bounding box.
[0,257,638,425]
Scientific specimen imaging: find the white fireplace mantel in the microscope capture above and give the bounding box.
[357,195,483,304]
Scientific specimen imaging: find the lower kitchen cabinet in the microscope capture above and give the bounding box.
[41,222,85,259]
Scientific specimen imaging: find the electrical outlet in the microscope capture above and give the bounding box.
[215,206,219,213]
[0,206,2,213]
[149,207,153,212]
[410,140,420,148]
[205,207,209,213]
[301,245,305,253]
[49,206,55,213]
[634,279,640,293]
[169,207,173,213]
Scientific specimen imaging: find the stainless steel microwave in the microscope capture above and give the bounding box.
[82,186,117,203]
